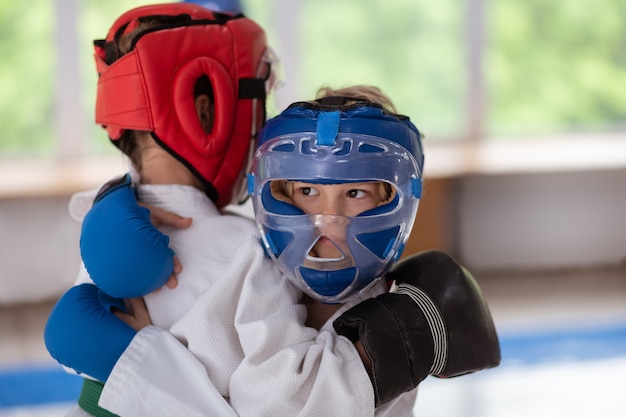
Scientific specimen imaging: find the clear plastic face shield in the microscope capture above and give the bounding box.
[250,131,423,304]
[258,47,284,120]
[251,46,283,135]
[233,47,284,205]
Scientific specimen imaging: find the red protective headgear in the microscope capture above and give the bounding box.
[94,3,272,207]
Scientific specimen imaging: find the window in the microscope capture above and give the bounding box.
[487,0,626,138]
[1,0,624,162]
[245,0,466,140]
[244,0,626,141]
[0,0,169,161]
[0,1,56,158]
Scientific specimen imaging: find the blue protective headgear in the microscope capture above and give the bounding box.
[183,0,243,14]
[248,98,424,303]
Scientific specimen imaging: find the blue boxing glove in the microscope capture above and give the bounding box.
[81,174,174,298]
[43,283,136,382]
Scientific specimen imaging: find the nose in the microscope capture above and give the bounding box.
[319,196,344,217]
[313,213,349,241]
[311,214,350,260]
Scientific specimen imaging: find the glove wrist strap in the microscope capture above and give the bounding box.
[393,283,448,374]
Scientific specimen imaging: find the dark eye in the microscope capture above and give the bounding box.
[295,185,318,196]
[349,189,371,199]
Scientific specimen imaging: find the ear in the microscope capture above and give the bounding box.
[195,94,213,134]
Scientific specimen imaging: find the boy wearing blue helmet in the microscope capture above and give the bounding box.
[248,86,500,405]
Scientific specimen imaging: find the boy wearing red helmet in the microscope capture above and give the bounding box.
[47,4,284,416]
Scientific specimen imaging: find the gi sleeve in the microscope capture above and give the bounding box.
[99,325,237,417]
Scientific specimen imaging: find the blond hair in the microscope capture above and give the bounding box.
[315,85,397,114]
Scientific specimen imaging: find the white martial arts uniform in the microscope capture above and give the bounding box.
[68,184,417,417]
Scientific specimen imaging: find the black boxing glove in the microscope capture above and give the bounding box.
[333,250,500,406]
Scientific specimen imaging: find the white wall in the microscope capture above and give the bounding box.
[0,197,80,305]
[458,169,626,271]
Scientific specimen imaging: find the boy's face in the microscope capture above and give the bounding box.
[286,181,390,259]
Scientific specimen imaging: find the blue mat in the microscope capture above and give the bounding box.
[0,365,82,408]
[498,322,626,366]
[2,322,626,407]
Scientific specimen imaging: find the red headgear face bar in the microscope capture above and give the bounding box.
[94,3,273,207]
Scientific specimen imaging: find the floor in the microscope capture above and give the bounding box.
[1,266,625,416]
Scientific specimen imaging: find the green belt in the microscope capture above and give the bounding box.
[78,379,120,417]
